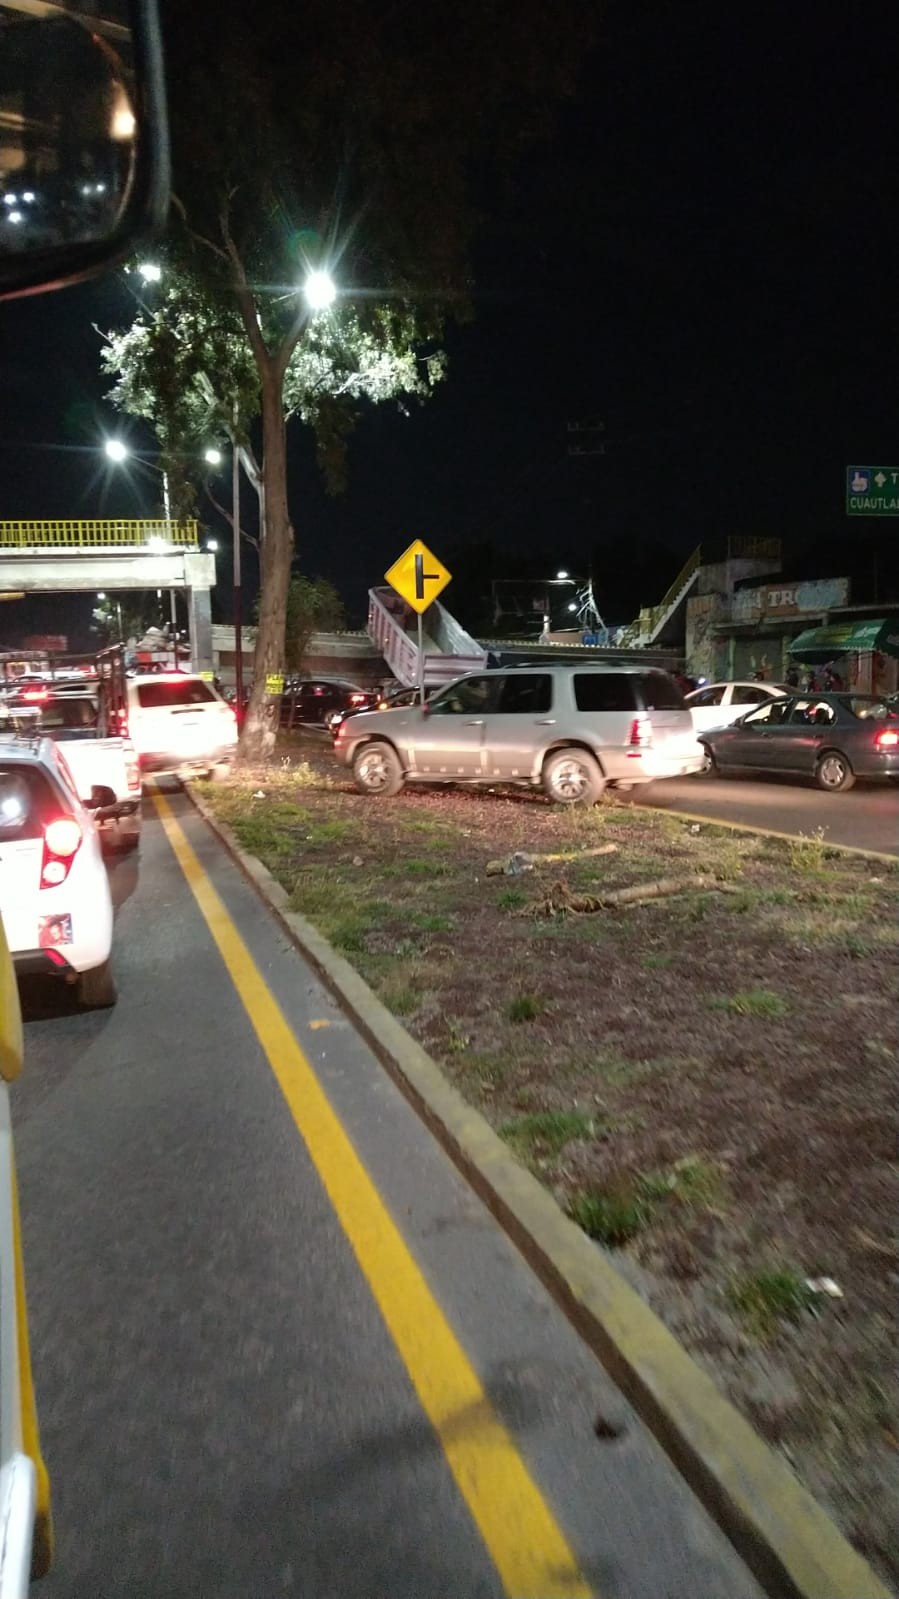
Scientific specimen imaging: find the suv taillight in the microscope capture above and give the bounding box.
[126,756,141,791]
[41,817,82,888]
[628,714,652,748]
[875,728,899,749]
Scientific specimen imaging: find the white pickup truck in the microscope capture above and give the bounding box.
[3,691,142,851]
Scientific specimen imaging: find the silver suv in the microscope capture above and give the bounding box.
[334,665,703,802]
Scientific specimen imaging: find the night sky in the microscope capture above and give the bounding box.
[1,0,897,647]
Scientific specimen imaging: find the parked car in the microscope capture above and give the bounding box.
[282,677,379,730]
[126,673,238,775]
[327,684,433,737]
[335,665,703,802]
[7,690,142,851]
[698,692,899,791]
[684,680,788,733]
[0,735,119,1006]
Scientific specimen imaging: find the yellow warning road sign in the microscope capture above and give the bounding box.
[385,539,451,615]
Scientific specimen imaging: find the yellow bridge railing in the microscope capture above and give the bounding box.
[0,519,199,549]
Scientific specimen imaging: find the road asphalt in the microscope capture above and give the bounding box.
[10,789,763,1599]
[644,772,898,855]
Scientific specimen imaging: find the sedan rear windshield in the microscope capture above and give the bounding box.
[839,696,897,721]
[136,681,216,709]
[0,765,57,840]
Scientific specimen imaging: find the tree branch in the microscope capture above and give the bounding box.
[218,204,273,374]
[203,478,259,550]
[171,191,230,262]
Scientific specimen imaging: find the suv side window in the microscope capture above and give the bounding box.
[495,675,552,714]
[573,674,637,712]
[430,676,498,716]
[636,672,684,711]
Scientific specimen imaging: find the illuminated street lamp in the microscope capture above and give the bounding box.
[303,269,336,311]
[138,261,162,283]
[104,438,128,464]
[203,447,222,466]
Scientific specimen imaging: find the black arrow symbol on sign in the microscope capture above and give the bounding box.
[414,552,441,601]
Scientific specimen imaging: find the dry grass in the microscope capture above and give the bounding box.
[198,744,899,1588]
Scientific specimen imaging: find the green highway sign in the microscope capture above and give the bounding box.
[846,465,899,515]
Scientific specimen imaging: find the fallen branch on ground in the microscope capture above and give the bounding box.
[528,876,744,916]
[486,843,618,877]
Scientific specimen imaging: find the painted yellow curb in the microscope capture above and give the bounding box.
[635,800,899,866]
[187,784,894,1599]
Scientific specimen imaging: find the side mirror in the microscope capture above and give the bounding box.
[87,783,117,810]
[0,1,169,301]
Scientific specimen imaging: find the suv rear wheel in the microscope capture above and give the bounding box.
[352,741,404,797]
[542,747,604,805]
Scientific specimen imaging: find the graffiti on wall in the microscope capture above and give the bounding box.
[732,577,849,623]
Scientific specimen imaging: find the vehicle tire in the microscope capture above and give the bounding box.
[542,748,605,805]
[699,746,718,777]
[814,750,855,792]
[352,741,404,797]
[75,956,117,1009]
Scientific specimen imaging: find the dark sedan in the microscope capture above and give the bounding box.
[280,677,379,729]
[698,692,899,792]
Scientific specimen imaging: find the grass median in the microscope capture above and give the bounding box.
[197,740,899,1588]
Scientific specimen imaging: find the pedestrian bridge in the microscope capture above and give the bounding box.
[0,519,215,671]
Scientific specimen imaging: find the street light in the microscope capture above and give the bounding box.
[556,570,569,581]
[105,440,178,662]
[204,430,245,722]
[304,269,336,311]
[138,261,161,283]
[205,539,219,553]
[203,447,222,466]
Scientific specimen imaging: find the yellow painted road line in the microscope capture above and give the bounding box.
[152,790,591,1599]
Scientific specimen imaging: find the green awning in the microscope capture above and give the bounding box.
[788,618,899,663]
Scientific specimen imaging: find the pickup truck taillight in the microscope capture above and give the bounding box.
[41,817,82,888]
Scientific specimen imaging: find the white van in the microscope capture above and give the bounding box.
[126,674,238,775]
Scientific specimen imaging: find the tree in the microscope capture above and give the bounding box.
[102,0,594,758]
[280,577,346,675]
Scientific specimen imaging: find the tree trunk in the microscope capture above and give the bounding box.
[238,367,293,761]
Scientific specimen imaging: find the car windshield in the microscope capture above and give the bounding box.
[136,680,216,708]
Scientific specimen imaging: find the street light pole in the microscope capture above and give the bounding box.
[231,418,244,721]
[162,469,179,671]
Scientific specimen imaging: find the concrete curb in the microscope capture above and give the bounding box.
[187,783,893,1599]
[633,800,899,867]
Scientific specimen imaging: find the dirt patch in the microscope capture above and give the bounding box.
[199,740,899,1588]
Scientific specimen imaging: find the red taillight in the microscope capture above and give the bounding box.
[41,817,82,888]
[350,693,366,704]
[876,728,899,749]
[116,707,129,735]
[22,688,48,703]
[628,714,652,748]
[126,759,141,792]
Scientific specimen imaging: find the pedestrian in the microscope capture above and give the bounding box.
[785,665,800,688]
[805,669,819,693]
[823,665,844,692]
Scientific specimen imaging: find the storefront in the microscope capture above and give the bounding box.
[787,618,899,694]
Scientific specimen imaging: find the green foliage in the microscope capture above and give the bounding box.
[787,828,828,874]
[507,992,547,1023]
[568,1190,649,1246]
[500,1109,596,1158]
[709,989,790,1020]
[727,1269,817,1338]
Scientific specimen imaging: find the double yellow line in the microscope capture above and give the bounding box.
[153,791,591,1598]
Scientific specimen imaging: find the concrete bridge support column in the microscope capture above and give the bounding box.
[188,587,213,675]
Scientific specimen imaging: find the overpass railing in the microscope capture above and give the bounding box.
[0,519,199,549]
